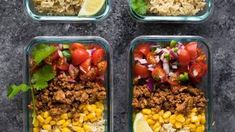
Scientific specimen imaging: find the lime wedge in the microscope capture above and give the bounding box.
[134,113,153,132]
[79,0,105,16]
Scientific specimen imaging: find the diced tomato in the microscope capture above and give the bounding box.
[71,48,89,65]
[136,43,150,56]
[133,49,143,60]
[146,52,157,64]
[87,44,102,50]
[56,58,69,71]
[69,43,86,52]
[45,50,60,64]
[167,77,179,86]
[178,48,191,66]
[185,42,198,59]
[134,63,150,78]
[196,49,207,63]
[92,48,105,65]
[189,62,208,83]
[97,61,108,75]
[80,58,91,73]
[152,66,166,81]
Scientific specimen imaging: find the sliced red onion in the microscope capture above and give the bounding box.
[69,64,79,79]
[160,53,165,61]
[147,64,154,68]
[155,48,162,54]
[87,49,95,56]
[148,67,154,71]
[172,64,178,69]
[193,70,198,77]
[155,56,160,63]
[168,72,175,77]
[169,50,178,59]
[67,79,76,83]
[147,78,155,92]
[58,50,63,58]
[137,59,148,64]
[163,59,170,74]
[58,44,63,50]
[79,66,87,73]
[162,48,169,53]
[177,42,185,49]
[97,75,105,81]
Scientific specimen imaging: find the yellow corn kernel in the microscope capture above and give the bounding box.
[57,119,66,126]
[176,114,185,123]
[79,104,85,110]
[84,110,89,115]
[33,119,39,127]
[68,113,72,118]
[50,121,56,125]
[163,111,171,119]
[62,127,71,132]
[63,120,70,127]
[147,119,154,125]
[79,117,84,124]
[154,126,161,132]
[87,113,96,120]
[201,114,206,124]
[189,124,197,131]
[153,114,160,121]
[185,118,191,125]
[42,124,51,130]
[191,115,199,123]
[91,104,97,110]
[84,116,89,122]
[83,124,91,131]
[44,116,52,124]
[80,128,86,132]
[72,126,82,131]
[95,108,103,116]
[175,122,182,129]
[72,121,80,126]
[192,108,197,113]
[159,116,164,123]
[36,115,44,123]
[158,110,164,115]
[54,128,61,132]
[196,125,205,132]
[142,109,152,115]
[86,105,93,112]
[33,128,39,132]
[164,118,169,123]
[43,111,49,118]
[169,115,176,124]
[61,113,69,120]
[153,122,161,130]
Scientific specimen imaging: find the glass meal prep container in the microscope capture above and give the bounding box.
[23,36,113,132]
[24,0,110,22]
[128,36,213,132]
[128,0,213,22]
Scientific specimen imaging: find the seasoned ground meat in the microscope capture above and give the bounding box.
[34,73,106,116]
[132,84,207,114]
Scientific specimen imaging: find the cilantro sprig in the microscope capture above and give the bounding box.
[7,84,30,99]
[32,44,56,65]
[131,0,148,15]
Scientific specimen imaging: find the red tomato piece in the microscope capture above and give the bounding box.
[185,42,198,59]
[56,58,69,71]
[189,62,208,83]
[70,43,86,52]
[45,50,60,64]
[71,48,89,65]
[136,43,150,56]
[146,52,157,64]
[134,63,150,78]
[133,49,143,60]
[97,61,108,75]
[152,66,166,81]
[80,58,91,73]
[178,48,191,66]
[92,48,105,65]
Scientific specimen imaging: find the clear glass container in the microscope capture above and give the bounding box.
[23,36,113,132]
[24,0,111,22]
[128,0,213,22]
[128,36,213,131]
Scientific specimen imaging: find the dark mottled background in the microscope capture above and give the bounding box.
[0,0,234,132]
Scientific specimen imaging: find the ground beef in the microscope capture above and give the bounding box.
[132,84,207,114]
[34,73,106,116]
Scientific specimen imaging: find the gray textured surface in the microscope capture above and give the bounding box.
[0,0,235,132]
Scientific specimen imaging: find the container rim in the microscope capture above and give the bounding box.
[23,0,111,22]
[128,35,213,132]
[128,0,214,22]
[23,36,113,132]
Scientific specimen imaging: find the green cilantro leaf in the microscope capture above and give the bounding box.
[7,84,30,99]
[32,44,56,65]
[131,0,148,15]
[32,65,55,90]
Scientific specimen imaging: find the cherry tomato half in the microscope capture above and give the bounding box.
[178,48,191,66]
[56,58,69,71]
[189,62,208,83]
[69,43,86,52]
[185,42,198,60]
[152,66,166,81]
[146,52,157,64]
[136,43,150,56]
[92,48,105,65]
[71,48,89,65]
[80,58,91,73]
[133,49,143,60]
[134,63,149,78]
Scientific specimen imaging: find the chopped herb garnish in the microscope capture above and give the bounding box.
[170,40,177,48]
[131,0,148,15]
[7,84,30,99]
[62,50,71,59]
[179,72,189,82]
[32,44,57,65]
[164,53,171,61]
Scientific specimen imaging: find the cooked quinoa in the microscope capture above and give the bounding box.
[148,0,206,16]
